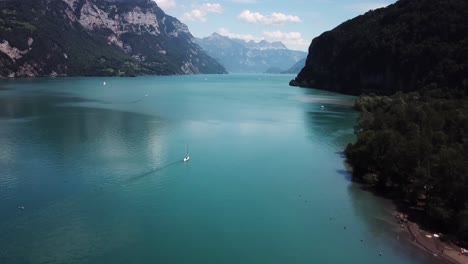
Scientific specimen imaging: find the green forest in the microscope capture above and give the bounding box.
[0,0,226,77]
[292,0,468,96]
[345,89,468,244]
[290,0,468,246]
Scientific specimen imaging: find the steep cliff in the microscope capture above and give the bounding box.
[0,0,226,77]
[291,0,468,95]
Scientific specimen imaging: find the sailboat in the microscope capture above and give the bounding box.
[183,145,190,162]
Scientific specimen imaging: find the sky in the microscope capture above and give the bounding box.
[153,0,397,51]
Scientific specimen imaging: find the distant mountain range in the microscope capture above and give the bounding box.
[282,58,306,74]
[0,0,226,77]
[196,33,307,73]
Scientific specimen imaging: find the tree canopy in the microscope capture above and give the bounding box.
[292,0,468,95]
[346,89,468,244]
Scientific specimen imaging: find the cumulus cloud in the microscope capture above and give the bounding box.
[263,31,301,40]
[218,28,261,42]
[183,3,223,22]
[263,30,309,48]
[238,10,302,25]
[153,0,176,10]
[230,0,257,3]
[349,1,392,12]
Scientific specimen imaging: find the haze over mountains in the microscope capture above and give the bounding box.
[0,0,226,77]
[196,33,307,74]
[282,58,306,74]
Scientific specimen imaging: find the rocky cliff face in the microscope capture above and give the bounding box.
[0,0,226,77]
[291,0,468,95]
[196,33,306,73]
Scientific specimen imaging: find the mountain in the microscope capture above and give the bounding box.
[264,67,283,74]
[290,0,468,95]
[243,40,287,50]
[282,58,306,74]
[289,0,468,245]
[0,0,226,77]
[196,33,307,73]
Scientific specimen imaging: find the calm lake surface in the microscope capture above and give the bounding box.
[0,75,438,263]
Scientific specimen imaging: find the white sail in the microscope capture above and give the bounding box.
[183,144,190,162]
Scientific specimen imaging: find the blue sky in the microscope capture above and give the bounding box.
[153,0,396,51]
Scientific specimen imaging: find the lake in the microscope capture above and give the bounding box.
[0,75,438,263]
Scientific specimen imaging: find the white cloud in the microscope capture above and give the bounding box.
[230,0,257,3]
[183,3,223,22]
[153,0,176,10]
[218,28,261,42]
[263,31,301,40]
[238,10,302,25]
[349,2,391,12]
[263,30,309,48]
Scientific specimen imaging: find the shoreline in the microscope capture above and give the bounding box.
[394,212,468,264]
[351,182,467,264]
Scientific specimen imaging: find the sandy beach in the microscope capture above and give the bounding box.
[395,213,468,264]
[292,95,355,106]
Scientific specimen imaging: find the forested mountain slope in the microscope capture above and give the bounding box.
[291,0,468,95]
[0,0,226,77]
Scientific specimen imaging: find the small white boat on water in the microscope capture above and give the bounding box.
[183,145,190,162]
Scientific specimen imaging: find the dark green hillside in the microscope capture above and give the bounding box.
[0,0,226,77]
[346,90,468,244]
[291,0,468,95]
[291,0,468,245]
[0,0,135,77]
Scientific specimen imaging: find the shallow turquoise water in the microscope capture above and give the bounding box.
[0,75,438,263]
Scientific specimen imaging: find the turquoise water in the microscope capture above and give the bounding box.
[0,75,437,263]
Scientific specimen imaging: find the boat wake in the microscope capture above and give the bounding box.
[122,159,182,185]
[100,97,144,105]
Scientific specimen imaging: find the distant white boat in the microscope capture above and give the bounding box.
[103,81,106,86]
[183,144,190,162]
